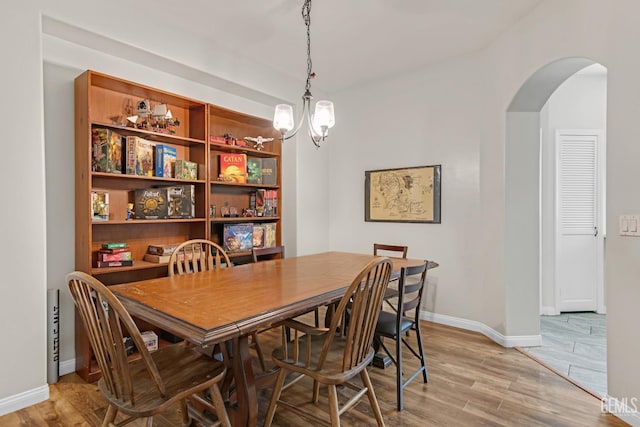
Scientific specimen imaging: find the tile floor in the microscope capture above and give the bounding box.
[521,312,607,397]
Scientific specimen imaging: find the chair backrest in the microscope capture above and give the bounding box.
[397,261,429,323]
[373,243,408,259]
[168,239,231,276]
[252,245,285,263]
[319,257,393,372]
[67,271,165,405]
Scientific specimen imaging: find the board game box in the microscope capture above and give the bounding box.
[125,136,155,176]
[134,187,168,219]
[155,144,177,178]
[175,159,198,180]
[246,157,262,184]
[260,157,277,185]
[166,185,195,218]
[92,128,123,173]
[219,153,247,183]
[223,223,253,252]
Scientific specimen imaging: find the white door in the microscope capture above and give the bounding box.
[555,130,604,312]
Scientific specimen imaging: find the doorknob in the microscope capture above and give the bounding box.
[594,226,598,237]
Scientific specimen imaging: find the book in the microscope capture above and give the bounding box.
[175,159,198,180]
[91,128,123,173]
[98,251,133,262]
[155,144,177,178]
[219,153,247,183]
[255,189,266,217]
[125,136,155,176]
[260,158,277,185]
[101,242,127,249]
[246,157,262,184]
[143,253,171,263]
[146,243,180,256]
[135,187,168,219]
[263,223,277,248]
[223,223,253,252]
[264,190,278,217]
[96,260,134,268]
[166,185,195,218]
[91,190,109,221]
[144,250,201,264]
[253,224,265,248]
[98,246,131,254]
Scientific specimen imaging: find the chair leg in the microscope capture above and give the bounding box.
[361,369,385,427]
[180,399,190,426]
[327,384,341,427]
[101,405,117,427]
[415,323,429,383]
[265,369,287,427]
[251,332,266,372]
[208,383,232,427]
[312,379,320,403]
[396,330,403,411]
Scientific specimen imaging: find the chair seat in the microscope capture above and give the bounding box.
[100,343,226,417]
[375,310,414,339]
[272,333,376,385]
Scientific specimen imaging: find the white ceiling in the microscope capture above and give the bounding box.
[127,0,543,93]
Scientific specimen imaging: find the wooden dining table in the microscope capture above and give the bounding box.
[110,251,437,426]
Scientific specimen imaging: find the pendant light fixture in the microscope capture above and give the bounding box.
[273,0,335,148]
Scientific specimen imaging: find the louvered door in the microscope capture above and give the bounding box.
[555,130,600,312]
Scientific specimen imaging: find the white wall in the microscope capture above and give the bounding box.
[539,69,607,312]
[329,0,639,413]
[1,1,314,414]
[3,0,640,422]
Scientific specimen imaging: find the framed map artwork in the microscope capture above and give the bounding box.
[365,165,441,223]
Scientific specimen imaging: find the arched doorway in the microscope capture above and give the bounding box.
[506,57,608,396]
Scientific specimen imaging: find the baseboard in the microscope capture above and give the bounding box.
[540,306,559,316]
[420,311,542,347]
[602,395,640,427]
[0,385,49,417]
[59,359,76,377]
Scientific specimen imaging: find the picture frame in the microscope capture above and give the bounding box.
[364,164,441,223]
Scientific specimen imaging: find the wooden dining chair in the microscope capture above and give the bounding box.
[168,239,266,371]
[251,245,285,263]
[373,243,408,259]
[265,257,393,427]
[67,271,230,427]
[374,243,409,314]
[373,260,430,411]
[168,239,231,277]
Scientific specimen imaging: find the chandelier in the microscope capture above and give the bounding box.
[273,0,335,148]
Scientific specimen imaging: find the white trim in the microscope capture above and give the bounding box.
[540,306,559,316]
[60,358,76,377]
[0,385,49,416]
[420,310,542,348]
[601,395,640,427]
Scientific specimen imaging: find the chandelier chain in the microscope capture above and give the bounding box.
[303,0,313,94]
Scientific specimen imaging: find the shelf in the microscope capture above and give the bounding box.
[92,121,206,147]
[92,171,205,184]
[209,141,280,157]
[210,181,279,189]
[92,218,207,225]
[91,259,168,275]
[210,217,279,223]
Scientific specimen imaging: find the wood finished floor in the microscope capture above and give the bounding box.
[0,321,627,426]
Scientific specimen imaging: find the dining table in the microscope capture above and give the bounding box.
[110,251,438,426]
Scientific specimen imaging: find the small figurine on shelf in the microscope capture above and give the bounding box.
[126,203,135,220]
[244,135,274,151]
[223,133,237,145]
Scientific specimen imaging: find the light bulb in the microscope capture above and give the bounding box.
[273,104,294,133]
